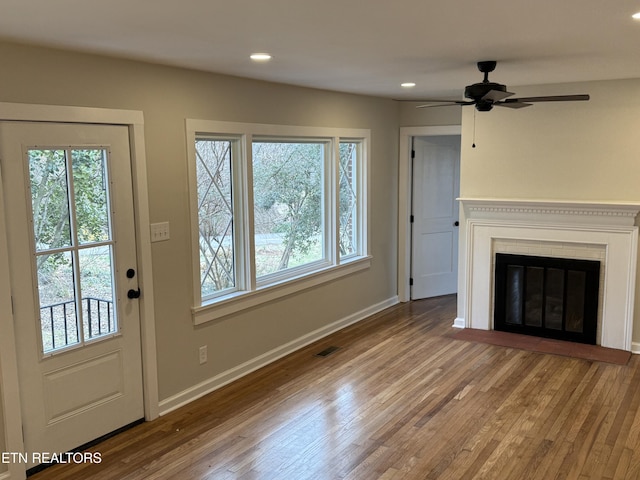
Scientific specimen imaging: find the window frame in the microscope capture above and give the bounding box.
[251,136,332,286]
[26,145,121,355]
[186,120,370,325]
[338,138,365,262]
[193,135,246,301]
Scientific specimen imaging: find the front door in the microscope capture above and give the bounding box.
[411,135,461,299]
[0,121,144,469]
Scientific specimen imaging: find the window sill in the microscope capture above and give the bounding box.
[192,256,372,325]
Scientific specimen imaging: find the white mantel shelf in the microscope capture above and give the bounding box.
[459,198,640,227]
[458,198,640,352]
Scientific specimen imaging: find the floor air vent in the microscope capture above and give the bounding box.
[315,346,340,357]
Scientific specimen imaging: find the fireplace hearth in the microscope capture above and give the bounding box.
[494,253,600,345]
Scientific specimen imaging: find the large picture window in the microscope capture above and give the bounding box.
[252,140,327,280]
[187,121,369,323]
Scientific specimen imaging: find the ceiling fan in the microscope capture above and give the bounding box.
[412,61,589,111]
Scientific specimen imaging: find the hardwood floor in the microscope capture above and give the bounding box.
[31,295,640,479]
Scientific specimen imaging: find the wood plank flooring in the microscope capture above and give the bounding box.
[30,295,640,479]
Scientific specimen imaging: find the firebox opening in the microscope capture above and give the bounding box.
[494,253,600,345]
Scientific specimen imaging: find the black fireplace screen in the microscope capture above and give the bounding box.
[494,253,600,344]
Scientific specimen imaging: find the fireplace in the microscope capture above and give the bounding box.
[458,198,640,352]
[493,253,600,344]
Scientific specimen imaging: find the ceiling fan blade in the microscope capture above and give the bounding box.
[413,100,475,109]
[481,89,515,102]
[416,102,467,109]
[495,101,532,109]
[505,94,590,103]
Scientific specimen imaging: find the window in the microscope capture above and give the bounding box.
[187,121,370,323]
[339,141,360,259]
[28,148,118,353]
[195,138,238,300]
[252,140,328,280]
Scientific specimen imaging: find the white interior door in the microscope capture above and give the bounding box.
[0,121,144,470]
[411,135,461,299]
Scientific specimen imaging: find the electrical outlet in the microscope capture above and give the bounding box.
[199,345,207,365]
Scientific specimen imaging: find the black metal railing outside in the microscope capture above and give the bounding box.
[40,297,115,351]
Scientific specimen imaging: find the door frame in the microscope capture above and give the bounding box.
[0,102,159,480]
[398,125,461,303]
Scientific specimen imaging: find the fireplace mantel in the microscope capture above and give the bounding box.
[461,198,640,226]
[458,198,640,352]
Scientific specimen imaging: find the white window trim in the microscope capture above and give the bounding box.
[186,119,371,325]
[338,137,368,261]
[251,136,333,287]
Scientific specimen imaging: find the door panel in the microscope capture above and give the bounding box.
[411,136,461,299]
[0,122,143,469]
[43,351,125,423]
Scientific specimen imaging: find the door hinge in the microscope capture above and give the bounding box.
[411,149,415,159]
[409,278,414,286]
[410,215,414,223]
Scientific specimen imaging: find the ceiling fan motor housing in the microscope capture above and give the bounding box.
[465,82,507,111]
[464,82,507,101]
[465,61,503,110]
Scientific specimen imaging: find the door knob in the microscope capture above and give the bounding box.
[454,221,460,227]
[127,288,141,299]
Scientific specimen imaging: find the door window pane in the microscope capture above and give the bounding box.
[79,246,116,341]
[252,141,324,277]
[72,149,111,244]
[29,150,72,250]
[28,148,119,354]
[37,252,79,352]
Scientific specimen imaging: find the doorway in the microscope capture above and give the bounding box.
[1,121,144,470]
[0,102,158,480]
[410,135,461,299]
[398,125,462,303]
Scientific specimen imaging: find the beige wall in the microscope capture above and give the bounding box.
[459,79,640,200]
[457,78,640,343]
[0,41,400,408]
[399,101,462,127]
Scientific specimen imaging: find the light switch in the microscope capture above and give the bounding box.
[150,222,170,242]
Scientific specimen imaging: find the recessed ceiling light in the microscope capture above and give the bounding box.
[401,82,416,88]
[633,11,640,20]
[250,53,272,61]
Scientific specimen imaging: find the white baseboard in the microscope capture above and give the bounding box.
[159,296,399,415]
[631,342,640,355]
[452,317,465,329]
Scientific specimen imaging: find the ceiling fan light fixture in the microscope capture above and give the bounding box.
[409,61,589,111]
[632,11,640,20]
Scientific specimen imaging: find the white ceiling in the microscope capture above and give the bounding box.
[1,0,639,100]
